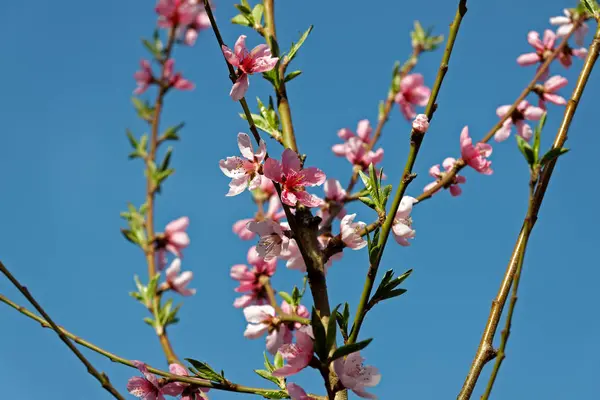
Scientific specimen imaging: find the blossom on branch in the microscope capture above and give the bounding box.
[243,304,293,354]
[332,120,384,169]
[517,30,587,77]
[127,361,182,400]
[222,35,279,100]
[287,383,312,400]
[394,74,431,120]
[233,195,285,240]
[333,352,381,399]
[423,157,466,197]
[536,75,568,108]
[317,178,347,225]
[168,363,210,400]
[494,100,544,142]
[230,246,277,308]
[134,60,154,94]
[412,114,430,133]
[157,216,190,269]
[272,326,314,377]
[163,59,195,91]
[263,149,326,207]
[392,197,417,246]
[247,219,289,260]
[459,127,493,175]
[340,213,368,250]
[550,8,588,47]
[220,133,267,196]
[165,258,196,296]
[156,0,198,29]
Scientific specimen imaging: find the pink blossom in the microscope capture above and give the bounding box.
[272,326,314,377]
[517,30,587,75]
[157,217,190,268]
[155,0,198,29]
[233,196,285,240]
[163,59,195,91]
[243,305,292,354]
[165,258,196,296]
[340,214,367,250]
[181,1,212,46]
[281,300,310,330]
[222,35,279,100]
[127,361,182,400]
[460,126,493,175]
[423,158,466,197]
[550,9,588,47]
[537,75,568,108]
[495,100,544,142]
[393,196,417,246]
[134,60,154,95]
[332,120,384,169]
[412,114,429,133]
[220,133,267,196]
[394,74,431,120]
[230,246,277,308]
[317,179,347,225]
[247,219,289,260]
[168,363,210,400]
[263,149,326,207]
[333,352,381,399]
[281,237,341,273]
[287,383,312,400]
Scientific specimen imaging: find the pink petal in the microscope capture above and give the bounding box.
[263,158,283,182]
[400,74,424,91]
[544,75,568,91]
[515,120,533,141]
[494,121,512,143]
[300,167,326,186]
[233,218,255,240]
[523,106,544,120]
[237,133,255,160]
[517,53,541,66]
[281,149,302,176]
[449,185,462,196]
[543,93,567,105]
[227,176,249,196]
[337,128,354,140]
[251,55,279,73]
[222,45,240,67]
[428,164,441,178]
[356,119,372,141]
[230,74,249,101]
[233,35,248,59]
[165,217,189,234]
[543,29,556,49]
[287,383,310,400]
[295,191,324,208]
[495,105,511,118]
[281,189,298,206]
[527,31,544,51]
[442,157,456,171]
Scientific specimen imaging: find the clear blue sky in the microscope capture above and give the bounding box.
[1,0,598,399]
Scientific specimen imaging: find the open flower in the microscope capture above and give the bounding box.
[550,8,588,47]
[134,60,154,94]
[394,74,431,120]
[222,35,279,100]
[281,300,310,330]
[127,361,182,400]
[287,383,312,400]
[247,219,289,260]
[163,59,195,91]
[340,214,367,250]
[263,149,326,207]
[281,237,341,273]
[157,217,190,268]
[536,75,568,108]
[230,246,277,308]
[317,179,347,225]
[243,305,292,354]
[272,326,314,377]
[168,363,210,400]
[165,258,196,296]
[392,196,417,246]
[332,120,384,169]
[517,30,587,76]
[155,0,198,29]
[423,158,466,197]
[495,100,544,142]
[460,127,493,175]
[220,133,267,196]
[333,352,381,399]
[181,1,212,46]
[233,195,285,240]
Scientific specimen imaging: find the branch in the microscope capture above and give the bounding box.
[457,23,600,400]
[347,0,468,346]
[0,261,126,400]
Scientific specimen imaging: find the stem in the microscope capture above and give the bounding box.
[416,21,581,203]
[0,262,126,400]
[347,0,468,345]
[457,23,600,400]
[264,0,298,152]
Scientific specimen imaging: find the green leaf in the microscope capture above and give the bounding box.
[335,303,350,341]
[278,291,293,305]
[132,98,154,121]
[161,123,184,141]
[359,196,377,209]
[378,100,385,121]
[582,0,599,16]
[386,269,412,290]
[378,288,407,301]
[126,129,138,149]
[381,185,393,207]
[539,147,569,165]
[264,352,275,373]
[274,351,284,369]
[262,69,280,89]
[516,135,535,167]
[259,390,288,399]
[160,147,173,171]
[234,4,252,14]
[284,70,302,82]
[329,338,373,362]
[368,245,381,264]
[358,170,371,191]
[254,369,280,386]
[326,305,340,355]
[291,286,301,305]
[185,359,225,383]
[231,14,252,27]
[251,4,264,25]
[311,307,327,361]
[368,164,380,203]
[286,26,313,64]
[142,39,161,58]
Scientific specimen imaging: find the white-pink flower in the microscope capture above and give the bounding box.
[247,219,289,260]
[333,352,381,399]
[332,120,384,169]
[157,217,190,268]
[394,74,431,120]
[287,383,312,400]
[281,237,341,273]
[165,258,196,296]
[222,35,279,100]
[263,149,326,208]
[233,195,285,240]
[517,30,587,75]
[423,157,466,197]
[281,300,310,330]
[550,8,588,47]
[181,1,212,46]
[155,0,198,29]
[495,100,544,142]
[392,196,417,246]
[220,133,267,196]
[230,246,277,308]
[134,60,154,95]
[163,59,195,91]
[127,361,182,400]
[317,179,347,225]
[460,127,493,175]
[537,75,568,108]
[340,214,367,250]
[243,305,292,354]
[272,326,314,377]
[168,363,210,400]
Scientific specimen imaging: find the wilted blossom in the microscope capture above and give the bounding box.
[127,361,182,400]
[233,195,285,240]
[165,258,196,296]
[392,196,417,246]
[333,352,381,399]
[222,35,279,100]
[536,75,568,108]
[517,30,587,76]
[168,363,210,400]
[134,60,154,94]
[550,8,588,47]
[460,127,493,175]
[230,246,277,308]
[394,74,431,120]
[243,305,293,354]
[423,158,466,197]
[247,219,289,260]
[264,149,326,207]
[157,217,190,269]
[340,214,367,250]
[155,0,198,29]
[220,133,267,196]
[163,59,195,91]
[332,120,384,169]
[272,326,314,377]
[316,179,347,225]
[287,383,312,400]
[495,100,544,142]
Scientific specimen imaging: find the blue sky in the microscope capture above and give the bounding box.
[1,0,599,399]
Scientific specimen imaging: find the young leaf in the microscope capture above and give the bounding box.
[359,196,377,209]
[539,147,569,165]
[326,305,340,354]
[264,352,275,373]
[126,129,138,149]
[251,4,264,25]
[254,369,280,386]
[285,26,313,64]
[329,338,373,362]
[234,3,252,14]
[278,291,293,305]
[516,136,535,167]
[311,307,327,361]
[231,14,252,27]
[582,0,600,16]
[185,359,225,383]
[284,70,302,82]
[274,351,284,369]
